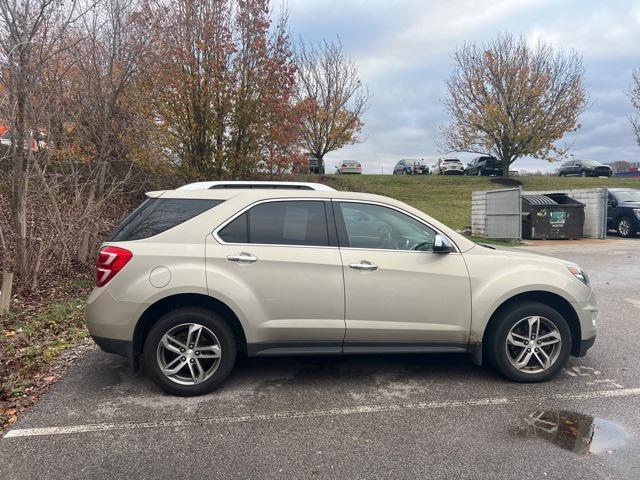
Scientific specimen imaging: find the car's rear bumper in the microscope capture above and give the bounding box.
[92,335,132,357]
[91,335,138,370]
[443,170,464,175]
[85,287,144,340]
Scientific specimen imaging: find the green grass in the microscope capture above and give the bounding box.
[1,296,89,430]
[300,175,639,230]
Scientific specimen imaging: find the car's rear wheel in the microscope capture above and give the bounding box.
[487,301,571,382]
[617,216,636,238]
[143,307,236,396]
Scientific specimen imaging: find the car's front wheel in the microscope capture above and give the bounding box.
[143,307,237,396]
[617,216,637,238]
[487,301,571,382]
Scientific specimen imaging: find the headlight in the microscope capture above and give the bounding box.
[633,208,640,220]
[567,265,589,286]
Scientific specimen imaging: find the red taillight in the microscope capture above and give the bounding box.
[96,246,132,287]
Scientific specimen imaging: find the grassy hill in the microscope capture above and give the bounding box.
[300,175,640,230]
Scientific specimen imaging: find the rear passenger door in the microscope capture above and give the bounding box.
[206,199,345,354]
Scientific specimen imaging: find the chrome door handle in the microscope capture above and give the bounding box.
[227,253,258,263]
[349,261,378,271]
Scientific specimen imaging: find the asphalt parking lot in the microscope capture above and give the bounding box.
[1,238,639,479]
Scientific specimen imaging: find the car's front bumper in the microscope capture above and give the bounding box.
[575,334,596,357]
[571,288,598,356]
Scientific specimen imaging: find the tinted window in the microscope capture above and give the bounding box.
[110,198,222,241]
[337,202,436,251]
[218,212,248,243]
[218,201,329,246]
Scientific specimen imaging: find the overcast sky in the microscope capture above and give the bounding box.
[287,0,640,173]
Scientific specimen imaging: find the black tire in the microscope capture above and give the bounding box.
[486,301,572,383]
[143,307,237,396]
[617,216,637,238]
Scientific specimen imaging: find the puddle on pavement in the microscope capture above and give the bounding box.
[513,410,628,455]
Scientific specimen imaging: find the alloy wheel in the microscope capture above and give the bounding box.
[156,323,222,385]
[618,218,631,237]
[505,316,562,374]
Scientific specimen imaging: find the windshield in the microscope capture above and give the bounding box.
[443,159,461,164]
[613,190,640,202]
[581,160,603,167]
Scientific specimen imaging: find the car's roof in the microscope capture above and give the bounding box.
[147,188,476,252]
[176,181,335,191]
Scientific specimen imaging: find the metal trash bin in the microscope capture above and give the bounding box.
[521,194,585,240]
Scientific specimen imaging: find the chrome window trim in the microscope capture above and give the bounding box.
[212,197,460,254]
[212,197,337,249]
[333,199,461,254]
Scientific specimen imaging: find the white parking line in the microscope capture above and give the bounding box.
[4,387,640,439]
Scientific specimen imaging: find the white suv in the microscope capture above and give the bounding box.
[86,188,597,395]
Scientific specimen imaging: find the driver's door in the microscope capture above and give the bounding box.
[333,201,471,347]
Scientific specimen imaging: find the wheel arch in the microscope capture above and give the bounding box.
[133,293,248,356]
[482,290,582,357]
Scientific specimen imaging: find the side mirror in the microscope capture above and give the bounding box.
[433,234,454,253]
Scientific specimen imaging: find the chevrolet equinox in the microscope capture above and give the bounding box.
[86,188,597,395]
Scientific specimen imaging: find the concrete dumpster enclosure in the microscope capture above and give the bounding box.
[471,187,608,240]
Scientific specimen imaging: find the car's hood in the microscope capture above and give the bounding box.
[618,201,640,208]
[472,243,574,266]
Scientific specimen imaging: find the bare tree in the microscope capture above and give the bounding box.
[0,0,79,306]
[295,38,369,174]
[442,33,588,177]
[70,0,155,262]
[631,69,640,146]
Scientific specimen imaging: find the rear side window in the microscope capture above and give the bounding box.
[218,201,329,246]
[109,198,223,241]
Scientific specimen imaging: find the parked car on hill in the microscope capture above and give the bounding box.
[607,188,640,237]
[393,159,429,175]
[87,185,596,395]
[464,156,503,176]
[336,160,362,174]
[434,158,464,175]
[558,160,612,177]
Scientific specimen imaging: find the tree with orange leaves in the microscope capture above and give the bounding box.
[442,33,588,177]
[146,0,301,179]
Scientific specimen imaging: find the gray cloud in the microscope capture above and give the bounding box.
[288,0,640,173]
